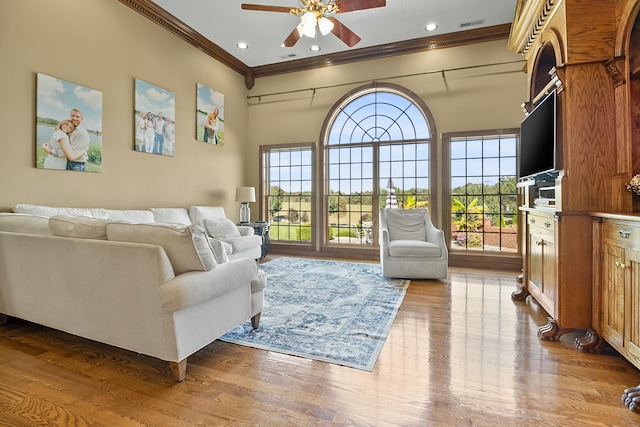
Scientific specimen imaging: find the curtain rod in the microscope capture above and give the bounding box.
[246,59,526,102]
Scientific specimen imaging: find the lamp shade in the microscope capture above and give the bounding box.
[235,186,256,203]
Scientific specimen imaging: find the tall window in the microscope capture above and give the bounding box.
[445,131,518,252]
[261,146,314,243]
[322,83,435,247]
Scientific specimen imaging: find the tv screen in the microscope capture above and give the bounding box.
[519,90,556,179]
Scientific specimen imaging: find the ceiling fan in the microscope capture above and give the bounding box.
[241,0,386,48]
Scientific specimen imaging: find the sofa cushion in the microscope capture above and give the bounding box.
[105,209,154,223]
[106,222,216,274]
[204,218,241,238]
[49,215,110,240]
[150,208,191,225]
[0,213,53,235]
[387,210,427,241]
[189,206,226,223]
[14,203,108,219]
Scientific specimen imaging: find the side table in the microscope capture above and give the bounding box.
[240,221,270,258]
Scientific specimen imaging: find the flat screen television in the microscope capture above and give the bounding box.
[518,90,557,179]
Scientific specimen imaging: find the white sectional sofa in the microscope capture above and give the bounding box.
[12,203,263,261]
[0,204,267,382]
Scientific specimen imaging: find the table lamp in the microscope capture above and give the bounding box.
[235,186,256,223]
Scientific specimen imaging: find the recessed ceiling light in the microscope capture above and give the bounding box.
[237,42,248,49]
[425,23,438,32]
[310,45,321,52]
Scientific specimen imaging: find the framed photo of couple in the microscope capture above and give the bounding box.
[36,73,103,172]
[196,83,224,146]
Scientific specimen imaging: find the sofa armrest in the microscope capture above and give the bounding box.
[160,258,258,312]
[237,225,255,236]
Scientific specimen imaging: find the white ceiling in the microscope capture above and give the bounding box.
[150,0,518,68]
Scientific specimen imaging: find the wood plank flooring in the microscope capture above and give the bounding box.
[1,264,640,426]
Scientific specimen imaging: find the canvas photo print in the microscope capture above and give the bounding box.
[134,79,175,156]
[36,73,103,172]
[196,83,224,146]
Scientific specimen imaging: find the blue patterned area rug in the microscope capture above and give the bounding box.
[220,257,409,371]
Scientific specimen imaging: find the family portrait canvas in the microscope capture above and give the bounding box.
[36,73,103,172]
[134,79,176,157]
[196,83,224,146]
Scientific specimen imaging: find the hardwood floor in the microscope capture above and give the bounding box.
[1,264,640,426]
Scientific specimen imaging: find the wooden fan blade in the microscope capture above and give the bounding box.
[283,27,301,47]
[336,0,386,13]
[328,17,361,47]
[241,4,293,13]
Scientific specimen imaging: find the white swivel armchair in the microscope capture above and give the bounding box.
[379,208,448,279]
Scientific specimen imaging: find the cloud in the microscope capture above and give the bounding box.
[74,86,102,110]
[146,87,170,102]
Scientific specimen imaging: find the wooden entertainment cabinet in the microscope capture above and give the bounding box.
[510,0,640,411]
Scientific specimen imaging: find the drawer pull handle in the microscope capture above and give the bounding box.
[535,240,543,246]
[619,229,631,239]
[544,222,551,228]
[615,261,630,269]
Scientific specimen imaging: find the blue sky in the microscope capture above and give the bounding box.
[37,73,102,132]
[135,79,175,121]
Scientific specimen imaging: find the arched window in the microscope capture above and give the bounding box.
[320,82,436,248]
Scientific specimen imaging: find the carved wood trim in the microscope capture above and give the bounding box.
[118,0,250,76]
[606,56,626,87]
[509,0,557,55]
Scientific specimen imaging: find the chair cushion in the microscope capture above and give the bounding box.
[386,210,427,241]
[388,240,441,257]
[49,215,109,240]
[106,222,216,274]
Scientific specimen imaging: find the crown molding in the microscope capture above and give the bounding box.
[251,24,512,80]
[121,0,511,89]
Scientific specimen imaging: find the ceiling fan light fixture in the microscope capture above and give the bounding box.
[318,16,334,35]
[301,11,317,38]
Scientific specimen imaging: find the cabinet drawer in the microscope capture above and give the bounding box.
[528,214,555,233]
[603,221,640,247]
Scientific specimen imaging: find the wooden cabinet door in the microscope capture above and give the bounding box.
[528,227,543,291]
[624,249,640,363]
[602,242,625,349]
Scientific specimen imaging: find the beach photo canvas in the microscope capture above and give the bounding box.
[196,83,224,146]
[134,79,176,156]
[36,73,103,172]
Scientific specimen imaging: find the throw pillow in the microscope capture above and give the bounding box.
[208,237,231,264]
[106,222,217,275]
[203,218,241,238]
[150,207,192,225]
[386,210,428,241]
[49,215,110,240]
